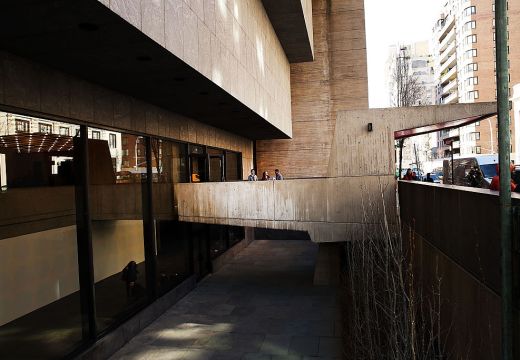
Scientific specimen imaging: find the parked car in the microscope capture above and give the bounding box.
[442,154,498,188]
[427,172,442,183]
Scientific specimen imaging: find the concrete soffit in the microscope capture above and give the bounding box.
[261,0,314,63]
[0,0,289,140]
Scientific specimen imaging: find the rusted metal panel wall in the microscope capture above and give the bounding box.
[399,181,520,359]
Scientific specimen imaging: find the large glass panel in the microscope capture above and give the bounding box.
[0,112,83,359]
[208,148,224,182]
[151,139,192,295]
[191,223,211,280]
[155,221,193,296]
[189,145,206,182]
[209,224,228,259]
[151,139,188,184]
[225,151,242,181]
[89,128,147,333]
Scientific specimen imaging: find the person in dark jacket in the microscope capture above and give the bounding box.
[122,261,139,297]
[402,169,413,180]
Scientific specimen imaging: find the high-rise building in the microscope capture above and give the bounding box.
[432,0,520,157]
[385,41,438,169]
[386,41,436,107]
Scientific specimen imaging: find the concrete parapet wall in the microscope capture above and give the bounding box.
[329,102,497,177]
[175,175,396,243]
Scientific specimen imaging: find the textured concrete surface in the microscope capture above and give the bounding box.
[109,240,342,360]
[176,102,496,243]
[175,176,395,243]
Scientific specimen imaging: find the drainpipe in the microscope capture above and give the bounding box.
[496,0,513,358]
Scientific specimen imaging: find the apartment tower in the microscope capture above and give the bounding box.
[433,0,519,156]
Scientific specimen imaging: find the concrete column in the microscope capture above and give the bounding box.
[244,226,255,246]
[313,243,342,286]
[513,84,520,164]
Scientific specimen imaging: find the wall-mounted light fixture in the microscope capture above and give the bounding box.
[367,123,373,132]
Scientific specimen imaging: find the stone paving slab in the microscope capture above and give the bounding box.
[109,240,342,360]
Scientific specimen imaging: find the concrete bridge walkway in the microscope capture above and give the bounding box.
[110,240,343,360]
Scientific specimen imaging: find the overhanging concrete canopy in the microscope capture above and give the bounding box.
[261,0,314,62]
[394,113,497,139]
[0,0,289,140]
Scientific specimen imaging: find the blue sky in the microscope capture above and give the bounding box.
[364,0,443,108]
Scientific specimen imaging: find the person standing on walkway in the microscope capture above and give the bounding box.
[248,169,258,181]
[261,171,270,180]
[274,169,284,180]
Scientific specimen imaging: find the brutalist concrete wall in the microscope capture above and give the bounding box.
[98,0,293,137]
[256,0,369,178]
[175,103,497,243]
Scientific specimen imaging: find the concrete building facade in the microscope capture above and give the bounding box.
[0,1,364,359]
[0,1,314,358]
[0,1,509,360]
[385,41,439,168]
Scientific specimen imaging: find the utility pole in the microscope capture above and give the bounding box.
[398,139,404,179]
[496,0,513,359]
[413,143,420,174]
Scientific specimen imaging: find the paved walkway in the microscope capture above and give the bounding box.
[110,240,342,360]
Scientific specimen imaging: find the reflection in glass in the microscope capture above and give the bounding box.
[192,223,211,280]
[225,151,241,181]
[151,139,188,184]
[155,221,193,296]
[0,112,83,359]
[88,127,147,333]
[208,148,224,182]
[209,224,228,259]
[151,140,192,294]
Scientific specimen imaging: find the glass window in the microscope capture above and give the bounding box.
[109,133,117,148]
[91,130,100,140]
[59,126,70,136]
[464,6,476,16]
[151,139,188,184]
[39,122,52,134]
[411,60,427,68]
[468,90,479,100]
[0,112,82,359]
[155,221,193,296]
[15,119,30,132]
[89,127,148,333]
[209,224,228,259]
[225,151,242,181]
[149,139,192,295]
